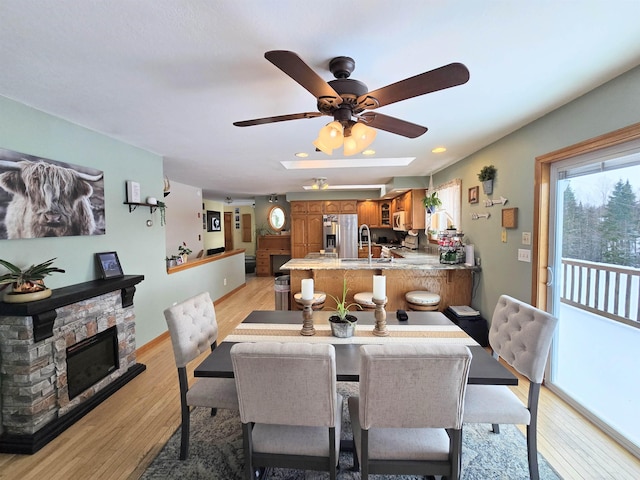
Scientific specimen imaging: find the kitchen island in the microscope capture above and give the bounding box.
[281,253,477,312]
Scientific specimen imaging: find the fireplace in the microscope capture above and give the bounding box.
[0,275,145,454]
[67,326,120,400]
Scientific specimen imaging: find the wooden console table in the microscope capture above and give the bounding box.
[256,234,291,276]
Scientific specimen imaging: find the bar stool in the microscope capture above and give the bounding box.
[405,291,441,311]
[353,292,376,310]
[293,291,326,310]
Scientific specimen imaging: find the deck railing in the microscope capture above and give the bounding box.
[561,258,640,328]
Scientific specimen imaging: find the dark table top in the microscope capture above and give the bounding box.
[195,310,517,386]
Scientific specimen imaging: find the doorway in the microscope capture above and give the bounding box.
[224,212,233,251]
[535,123,640,456]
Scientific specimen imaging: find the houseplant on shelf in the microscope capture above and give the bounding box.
[478,164,497,195]
[178,242,192,263]
[327,277,362,338]
[0,257,65,303]
[422,191,442,214]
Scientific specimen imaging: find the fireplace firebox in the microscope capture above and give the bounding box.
[67,325,120,399]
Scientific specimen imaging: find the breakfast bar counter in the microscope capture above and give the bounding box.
[281,255,476,312]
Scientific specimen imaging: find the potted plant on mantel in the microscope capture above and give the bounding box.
[0,257,65,303]
[422,191,442,214]
[478,165,497,195]
[328,277,362,338]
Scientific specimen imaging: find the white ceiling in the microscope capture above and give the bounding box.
[1,1,640,202]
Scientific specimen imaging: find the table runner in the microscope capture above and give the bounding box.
[224,322,478,345]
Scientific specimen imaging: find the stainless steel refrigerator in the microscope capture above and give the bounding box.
[322,214,358,258]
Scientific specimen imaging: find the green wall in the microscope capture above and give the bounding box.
[0,96,244,347]
[433,65,640,318]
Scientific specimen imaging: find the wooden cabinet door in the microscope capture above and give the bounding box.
[323,200,340,214]
[290,201,308,214]
[357,201,378,227]
[379,201,391,228]
[307,214,323,253]
[290,215,307,258]
[307,201,324,214]
[340,200,358,213]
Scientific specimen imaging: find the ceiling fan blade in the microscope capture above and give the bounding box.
[359,112,428,138]
[357,62,470,110]
[233,112,324,127]
[265,50,343,108]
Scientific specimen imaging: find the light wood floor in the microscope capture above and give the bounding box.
[0,275,638,479]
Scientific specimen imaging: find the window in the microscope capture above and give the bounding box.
[426,179,461,238]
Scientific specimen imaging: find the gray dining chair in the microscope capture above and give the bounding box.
[231,342,343,480]
[164,291,238,460]
[463,294,558,480]
[348,343,472,480]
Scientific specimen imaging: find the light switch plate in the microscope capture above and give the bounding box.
[501,229,507,243]
[522,232,531,245]
[518,249,531,262]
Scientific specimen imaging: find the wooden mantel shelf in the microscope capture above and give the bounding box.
[0,274,144,342]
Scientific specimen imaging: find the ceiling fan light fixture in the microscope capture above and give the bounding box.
[313,137,333,155]
[311,177,329,190]
[318,121,344,149]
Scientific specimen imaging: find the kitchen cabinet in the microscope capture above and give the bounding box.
[291,213,323,258]
[256,234,291,276]
[398,189,425,231]
[357,201,379,228]
[323,200,357,214]
[379,201,391,228]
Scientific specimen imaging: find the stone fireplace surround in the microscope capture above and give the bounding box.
[0,275,145,454]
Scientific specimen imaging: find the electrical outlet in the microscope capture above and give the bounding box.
[518,249,531,262]
[522,232,531,245]
[223,278,227,286]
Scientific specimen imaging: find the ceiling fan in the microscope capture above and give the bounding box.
[234,50,470,154]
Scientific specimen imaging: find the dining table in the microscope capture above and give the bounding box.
[195,310,517,386]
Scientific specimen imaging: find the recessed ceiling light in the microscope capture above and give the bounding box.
[432,147,447,153]
[362,149,375,155]
[295,152,309,158]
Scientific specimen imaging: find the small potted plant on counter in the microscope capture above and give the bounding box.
[178,242,192,263]
[0,257,65,303]
[422,191,442,214]
[328,277,362,338]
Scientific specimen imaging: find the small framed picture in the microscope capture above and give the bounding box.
[95,251,124,279]
[175,256,184,265]
[502,207,518,229]
[468,186,479,204]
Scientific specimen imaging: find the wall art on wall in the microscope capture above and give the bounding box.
[0,147,105,239]
[207,210,221,232]
[468,186,479,204]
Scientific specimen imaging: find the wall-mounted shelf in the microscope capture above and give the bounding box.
[123,202,157,213]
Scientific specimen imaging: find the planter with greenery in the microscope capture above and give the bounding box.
[422,191,442,214]
[478,165,497,194]
[327,277,362,337]
[0,258,65,302]
[178,242,192,263]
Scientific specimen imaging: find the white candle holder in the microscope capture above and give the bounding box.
[372,297,389,337]
[300,298,316,336]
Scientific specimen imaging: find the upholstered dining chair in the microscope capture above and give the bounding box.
[348,343,472,480]
[164,291,238,460]
[230,342,343,480]
[463,294,558,480]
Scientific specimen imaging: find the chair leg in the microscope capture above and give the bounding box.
[361,430,369,480]
[491,423,500,433]
[242,423,255,480]
[179,401,190,460]
[329,427,337,480]
[210,407,217,416]
[527,383,542,480]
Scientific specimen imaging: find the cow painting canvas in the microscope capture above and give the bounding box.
[0,148,105,239]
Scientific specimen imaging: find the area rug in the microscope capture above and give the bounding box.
[141,383,561,480]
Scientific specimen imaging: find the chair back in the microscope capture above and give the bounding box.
[489,295,558,383]
[164,291,219,368]
[231,342,338,427]
[358,344,471,430]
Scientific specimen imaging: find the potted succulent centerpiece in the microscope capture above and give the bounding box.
[422,191,442,214]
[478,165,497,195]
[0,257,65,303]
[328,277,362,338]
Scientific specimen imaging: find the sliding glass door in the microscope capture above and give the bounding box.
[546,142,640,454]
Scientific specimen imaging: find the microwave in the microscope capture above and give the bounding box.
[392,211,406,231]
